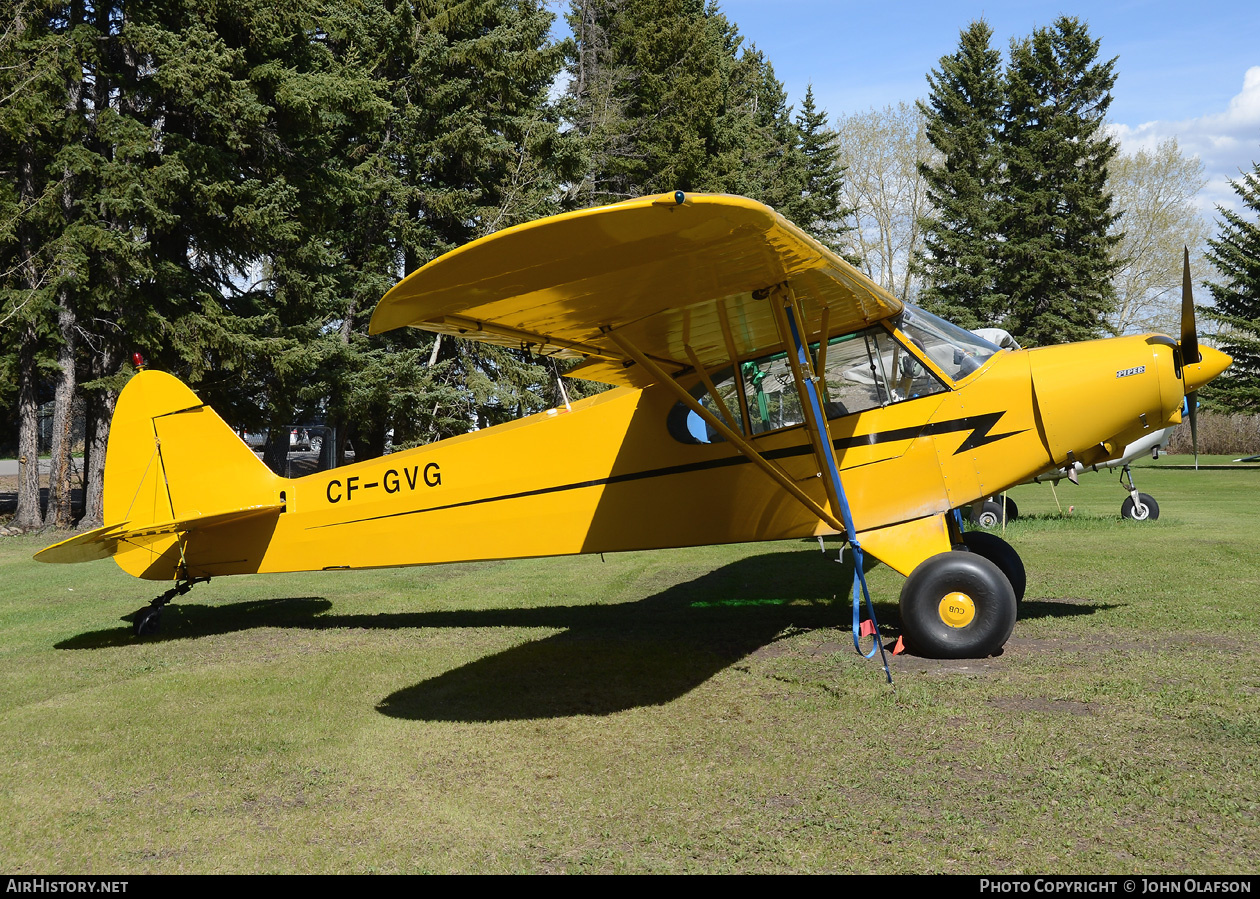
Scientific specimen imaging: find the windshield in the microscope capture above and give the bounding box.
[897,303,1002,382]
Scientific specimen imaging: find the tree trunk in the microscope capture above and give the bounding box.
[79,350,117,530]
[45,287,79,528]
[45,25,86,529]
[13,322,45,531]
[13,134,46,531]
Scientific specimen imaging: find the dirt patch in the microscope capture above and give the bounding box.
[809,641,848,656]
[891,653,1008,675]
[988,696,1095,715]
[749,643,792,660]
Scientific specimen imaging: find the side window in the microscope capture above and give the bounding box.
[667,328,947,444]
[741,355,803,435]
[666,366,745,445]
[819,332,886,416]
[820,329,947,416]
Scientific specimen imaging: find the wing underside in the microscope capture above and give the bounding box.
[369,194,903,386]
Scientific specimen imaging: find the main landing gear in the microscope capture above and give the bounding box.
[132,576,210,637]
[1119,465,1159,521]
[898,532,1022,658]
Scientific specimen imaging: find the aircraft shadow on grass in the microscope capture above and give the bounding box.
[55,546,1114,721]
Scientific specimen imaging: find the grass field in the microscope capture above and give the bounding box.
[1,456,1257,873]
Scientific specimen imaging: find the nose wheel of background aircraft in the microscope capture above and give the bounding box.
[1121,492,1159,521]
[1119,465,1159,521]
[969,495,1019,528]
[899,551,1018,658]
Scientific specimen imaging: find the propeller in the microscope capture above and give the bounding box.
[1180,246,1200,469]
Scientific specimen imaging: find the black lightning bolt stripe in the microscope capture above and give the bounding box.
[308,411,1027,530]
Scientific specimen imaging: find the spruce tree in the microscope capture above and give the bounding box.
[916,20,1004,329]
[563,0,800,206]
[996,16,1120,346]
[0,2,65,529]
[780,85,853,258]
[1202,157,1260,411]
[394,0,576,446]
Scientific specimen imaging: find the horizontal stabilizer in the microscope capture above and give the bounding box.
[35,503,285,565]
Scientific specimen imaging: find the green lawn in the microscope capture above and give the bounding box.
[1,456,1257,873]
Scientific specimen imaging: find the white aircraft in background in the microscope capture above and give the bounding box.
[968,328,1171,525]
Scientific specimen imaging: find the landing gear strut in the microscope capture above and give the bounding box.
[132,576,210,637]
[1119,465,1159,521]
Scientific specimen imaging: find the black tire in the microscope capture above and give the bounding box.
[1121,492,1159,521]
[134,606,163,637]
[1003,495,1019,522]
[961,531,1026,602]
[899,552,1017,659]
[970,499,1005,528]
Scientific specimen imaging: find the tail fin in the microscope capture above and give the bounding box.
[36,371,285,579]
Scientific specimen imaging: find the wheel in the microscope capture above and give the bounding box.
[899,552,1017,659]
[969,499,1005,528]
[961,531,1026,602]
[1121,492,1159,521]
[1003,495,1019,522]
[133,606,163,637]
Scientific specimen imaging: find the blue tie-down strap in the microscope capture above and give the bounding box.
[851,546,879,659]
[850,543,894,683]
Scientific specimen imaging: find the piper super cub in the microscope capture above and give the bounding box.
[38,193,1230,658]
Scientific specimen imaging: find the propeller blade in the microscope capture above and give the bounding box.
[1181,246,1200,365]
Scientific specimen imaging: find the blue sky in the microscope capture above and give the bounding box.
[713,0,1260,213]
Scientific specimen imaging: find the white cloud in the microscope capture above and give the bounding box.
[1111,66,1260,216]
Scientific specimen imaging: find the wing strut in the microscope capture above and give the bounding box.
[766,284,892,680]
[601,328,846,533]
[766,285,849,533]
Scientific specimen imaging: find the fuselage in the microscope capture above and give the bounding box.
[138,314,1227,582]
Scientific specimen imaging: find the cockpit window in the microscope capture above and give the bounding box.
[668,325,948,444]
[897,303,1001,382]
[814,328,946,422]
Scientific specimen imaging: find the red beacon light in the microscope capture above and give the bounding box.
[132,352,146,370]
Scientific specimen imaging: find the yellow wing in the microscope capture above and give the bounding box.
[369,193,902,386]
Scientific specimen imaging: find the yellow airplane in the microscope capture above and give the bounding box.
[36,193,1230,660]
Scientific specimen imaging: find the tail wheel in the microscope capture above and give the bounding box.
[133,606,163,637]
[960,531,1026,602]
[899,552,1017,659]
[1121,493,1159,521]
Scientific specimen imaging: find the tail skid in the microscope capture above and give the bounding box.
[36,371,285,579]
